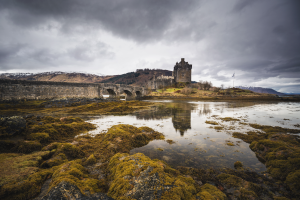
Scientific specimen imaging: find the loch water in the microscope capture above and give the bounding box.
[86,100,300,173]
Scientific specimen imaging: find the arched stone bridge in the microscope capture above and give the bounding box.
[100,83,144,100]
[0,79,145,101]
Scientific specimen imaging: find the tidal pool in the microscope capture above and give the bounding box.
[86,100,300,173]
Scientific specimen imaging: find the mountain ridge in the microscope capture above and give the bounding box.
[236,86,285,96]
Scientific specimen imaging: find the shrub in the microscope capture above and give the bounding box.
[180,87,192,95]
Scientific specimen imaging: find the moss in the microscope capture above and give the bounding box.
[84,154,97,166]
[234,161,243,169]
[273,197,290,200]
[205,121,219,125]
[75,124,165,164]
[68,101,153,115]
[196,183,227,200]
[226,142,235,146]
[157,148,164,151]
[14,140,42,154]
[249,123,300,134]
[213,126,223,130]
[238,188,258,199]
[59,143,84,159]
[0,140,16,153]
[217,173,243,187]
[24,116,96,144]
[285,170,300,196]
[0,169,53,200]
[166,139,175,144]
[108,153,196,200]
[27,132,49,143]
[0,151,50,185]
[49,160,105,195]
[40,153,68,168]
[220,117,240,122]
[232,131,267,143]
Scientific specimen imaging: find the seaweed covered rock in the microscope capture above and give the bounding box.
[75,124,165,162]
[40,153,68,168]
[232,125,300,198]
[40,142,85,168]
[0,169,53,200]
[196,183,227,200]
[14,140,43,153]
[41,181,114,200]
[25,116,96,143]
[177,166,289,200]
[49,160,106,196]
[0,151,51,186]
[233,161,243,169]
[0,116,26,137]
[108,153,196,200]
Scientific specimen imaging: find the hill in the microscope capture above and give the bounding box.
[236,86,285,96]
[0,72,114,83]
[0,70,172,87]
[100,69,172,87]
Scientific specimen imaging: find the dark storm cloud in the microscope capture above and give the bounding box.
[0,42,25,63]
[0,0,200,41]
[67,41,114,62]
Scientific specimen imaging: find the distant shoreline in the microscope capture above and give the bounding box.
[141,95,300,102]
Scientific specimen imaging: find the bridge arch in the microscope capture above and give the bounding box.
[135,90,142,98]
[106,89,117,98]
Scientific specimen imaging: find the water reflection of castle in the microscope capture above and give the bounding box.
[135,102,212,136]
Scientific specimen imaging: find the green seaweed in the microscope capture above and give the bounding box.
[196,183,227,200]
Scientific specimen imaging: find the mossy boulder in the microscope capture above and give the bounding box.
[41,181,114,200]
[42,142,84,159]
[75,124,165,162]
[108,153,196,200]
[49,160,106,195]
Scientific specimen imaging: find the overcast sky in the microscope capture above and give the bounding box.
[0,0,300,93]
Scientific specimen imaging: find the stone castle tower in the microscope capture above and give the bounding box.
[173,58,192,83]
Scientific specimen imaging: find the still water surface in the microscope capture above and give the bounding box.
[86,100,300,173]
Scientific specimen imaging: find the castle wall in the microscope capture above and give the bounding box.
[148,78,174,90]
[0,79,100,101]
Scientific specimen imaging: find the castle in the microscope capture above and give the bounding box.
[148,58,192,89]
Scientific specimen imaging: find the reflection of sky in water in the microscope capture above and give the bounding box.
[86,100,300,172]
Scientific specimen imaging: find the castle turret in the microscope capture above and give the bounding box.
[173,58,192,83]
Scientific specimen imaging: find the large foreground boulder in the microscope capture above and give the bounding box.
[41,181,114,200]
[108,153,197,200]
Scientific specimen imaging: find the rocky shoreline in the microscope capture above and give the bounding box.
[1,101,300,199]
